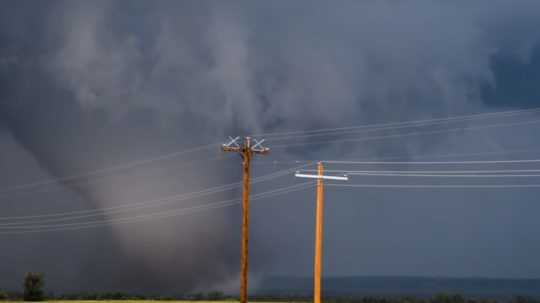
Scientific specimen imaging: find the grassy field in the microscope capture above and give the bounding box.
[0,301,307,303]
[0,301,309,303]
[1,302,243,303]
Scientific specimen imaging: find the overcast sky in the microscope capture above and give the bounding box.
[1,0,540,294]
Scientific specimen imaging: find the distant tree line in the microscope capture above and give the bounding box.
[328,295,540,303]
[1,274,540,302]
[52,290,228,301]
[2,292,538,302]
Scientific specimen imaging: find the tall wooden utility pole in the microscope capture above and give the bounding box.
[314,162,324,303]
[222,136,269,303]
[295,162,348,303]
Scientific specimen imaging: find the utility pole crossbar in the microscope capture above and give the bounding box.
[222,136,269,303]
[295,162,348,303]
[295,173,349,181]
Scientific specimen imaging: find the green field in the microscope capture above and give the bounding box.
[0,302,310,303]
[1,302,242,303]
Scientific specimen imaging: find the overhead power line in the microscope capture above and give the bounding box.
[256,147,540,167]
[331,147,540,163]
[3,107,540,196]
[252,107,540,138]
[0,162,312,223]
[323,159,540,165]
[301,169,540,174]
[0,154,234,199]
[0,142,220,195]
[5,109,540,196]
[264,109,540,141]
[327,184,540,189]
[272,118,540,149]
[340,173,540,178]
[0,182,314,234]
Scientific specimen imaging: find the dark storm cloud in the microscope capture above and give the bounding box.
[1,0,540,294]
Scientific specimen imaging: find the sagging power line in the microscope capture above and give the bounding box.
[323,159,540,165]
[271,118,540,149]
[260,108,540,141]
[0,182,313,235]
[251,106,540,138]
[0,162,309,224]
[3,107,540,197]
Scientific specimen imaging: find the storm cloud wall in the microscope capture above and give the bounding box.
[1,0,540,294]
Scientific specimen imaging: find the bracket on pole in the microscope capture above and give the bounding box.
[222,136,241,152]
[295,172,348,181]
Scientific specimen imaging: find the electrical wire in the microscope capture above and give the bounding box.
[263,109,540,141]
[271,118,540,149]
[6,110,540,196]
[257,147,540,167]
[0,142,220,195]
[0,182,314,234]
[252,107,540,138]
[0,153,233,198]
[4,108,540,196]
[0,182,313,230]
[327,184,540,189]
[0,162,313,224]
[337,173,540,178]
[323,159,540,165]
[301,169,540,174]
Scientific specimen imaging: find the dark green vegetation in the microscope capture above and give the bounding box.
[0,275,539,302]
[0,290,228,301]
[257,277,540,299]
[0,294,538,303]
[23,273,44,301]
[327,294,540,303]
[0,296,536,303]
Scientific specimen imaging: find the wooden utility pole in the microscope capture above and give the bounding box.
[314,162,324,303]
[222,136,269,303]
[295,162,348,303]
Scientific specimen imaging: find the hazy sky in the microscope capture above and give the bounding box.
[1,0,540,294]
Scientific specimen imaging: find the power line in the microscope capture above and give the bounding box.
[0,182,309,230]
[302,169,540,174]
[5,111,540,196]
[0,182,314,234]
[0,162,312,223]
[3,108,540,195]
[374,147,540,161]
[0,142,220,194]
[256,147,540,168]
[323,159,540,165]
[272,118,540,149]
[252,107,540,138]
[338,173,540,178]
[327,184,540,189]
[0,154,234,198]
[264,110,540,142]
